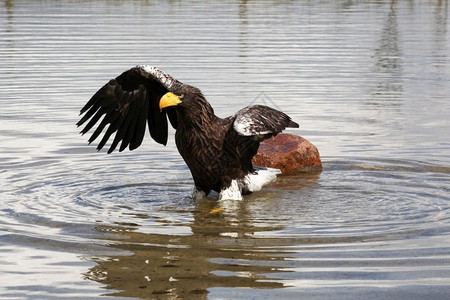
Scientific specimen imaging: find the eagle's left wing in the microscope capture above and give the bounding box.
[233,105,299,139]
[226,104,299,172]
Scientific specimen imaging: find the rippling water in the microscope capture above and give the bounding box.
[1,0,450,299]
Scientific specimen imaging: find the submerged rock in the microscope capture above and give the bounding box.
[253,133,322,174]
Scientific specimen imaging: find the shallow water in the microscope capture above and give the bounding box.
[1,0,450,299]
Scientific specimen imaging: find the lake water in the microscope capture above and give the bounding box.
[1,0,450,299]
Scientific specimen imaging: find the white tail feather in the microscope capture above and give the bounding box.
[242,167,280,193]
[218,167,281,201]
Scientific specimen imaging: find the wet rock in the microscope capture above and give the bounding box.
[253,133,322,174]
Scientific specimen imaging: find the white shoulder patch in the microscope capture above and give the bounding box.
[139,65,176,89]
[233,114,272,136]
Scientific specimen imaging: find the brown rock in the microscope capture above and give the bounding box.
[252,133,322,174]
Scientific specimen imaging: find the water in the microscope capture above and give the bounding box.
[1,0,450,299]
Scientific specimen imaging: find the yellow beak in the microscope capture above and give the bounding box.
[159,92,183,111]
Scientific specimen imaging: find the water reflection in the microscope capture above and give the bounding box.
[370,0,403,100]
[85,198,288,298]
[431,0,449,74]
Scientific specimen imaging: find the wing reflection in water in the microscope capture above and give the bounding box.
[83,196,291,299]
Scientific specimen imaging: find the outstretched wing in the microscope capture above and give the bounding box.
[226,105,299,172]
[77,65,181,153]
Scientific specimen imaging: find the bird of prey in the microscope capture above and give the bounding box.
[77,66,298,200]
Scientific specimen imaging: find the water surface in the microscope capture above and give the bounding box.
[1,0,450,299]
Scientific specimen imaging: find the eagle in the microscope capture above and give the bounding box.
[77,66,299,200]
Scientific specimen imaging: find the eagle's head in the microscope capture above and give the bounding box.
[159,89,215,128]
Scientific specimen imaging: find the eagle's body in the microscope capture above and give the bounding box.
[77,66,299,200]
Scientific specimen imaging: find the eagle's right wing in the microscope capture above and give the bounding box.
[77,65,181,153]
